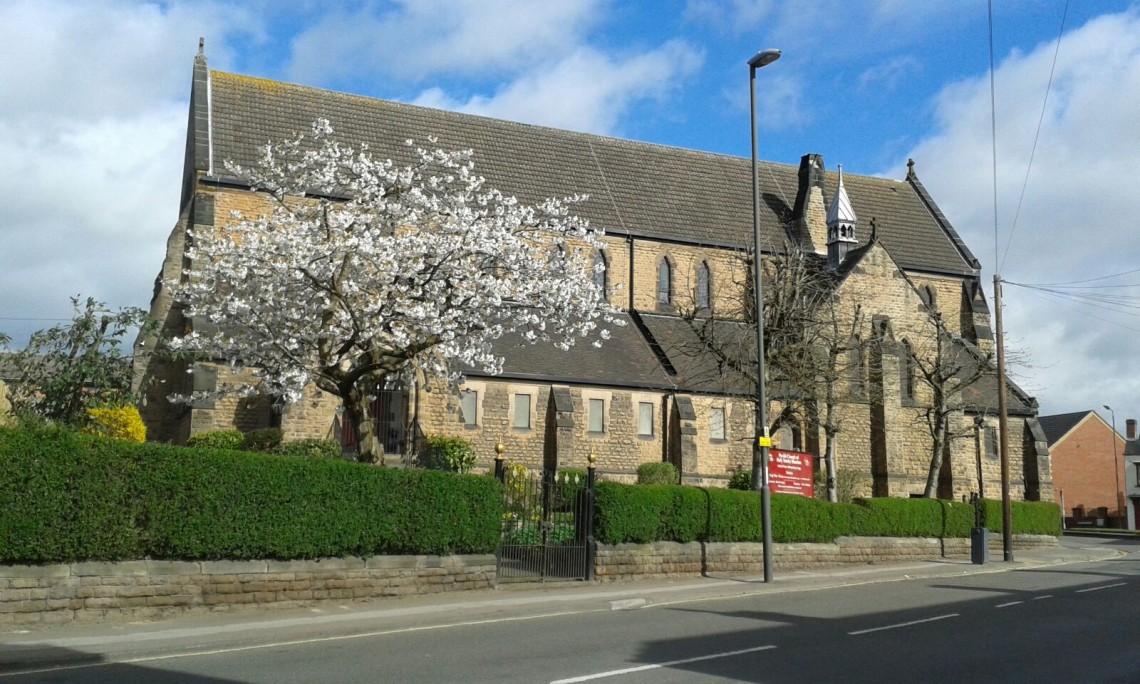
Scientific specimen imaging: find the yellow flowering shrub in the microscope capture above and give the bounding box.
[86,405,146,443]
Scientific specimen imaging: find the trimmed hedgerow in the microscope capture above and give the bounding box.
[980,498,1062,536]
[133,446,502,559]
[241,427,283,453]
[0,424,142,563]
[274,438,343,460]
[0,424,503,564]
[593,481,1060,545]
[636,461,680,485]
[186,429,244,450]
[851,497,975,539]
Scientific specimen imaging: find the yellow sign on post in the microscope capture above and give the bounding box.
[757,436,772,448]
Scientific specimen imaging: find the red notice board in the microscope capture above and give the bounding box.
[769,449,815,497]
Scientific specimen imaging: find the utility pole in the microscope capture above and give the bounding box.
[994,275,1013,561]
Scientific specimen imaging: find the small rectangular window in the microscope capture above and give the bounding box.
[513,393,531,429]
[588,398,605,433]
[459,390,477,427]
[984,426,997,459]
[710,407,726,441]
[638,402,654,436]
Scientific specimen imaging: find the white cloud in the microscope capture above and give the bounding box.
[286,0,603,85]
[0,0,258,345]
[858,55,922,92]
[412,41,704,135]
[683,0,776,34]
[895,9,1140,419]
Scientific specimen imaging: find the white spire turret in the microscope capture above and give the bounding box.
[827,165,857,270]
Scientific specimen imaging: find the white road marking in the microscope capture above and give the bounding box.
[1032,595,1052,600]
[848,613,959,636]
[609,598,646,611]
[1076,582,1126,593]
[996,601,1023,608]
[549,645,777,683]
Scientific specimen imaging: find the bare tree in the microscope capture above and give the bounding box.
[903,310,998,498]
[672,242,869,501]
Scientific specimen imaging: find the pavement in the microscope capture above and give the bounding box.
[0,535,1131,676]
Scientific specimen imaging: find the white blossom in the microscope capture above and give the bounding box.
[169,121,621,456]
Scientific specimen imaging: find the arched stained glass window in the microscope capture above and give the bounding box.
[657,258,672,306]
[696,261,711,309]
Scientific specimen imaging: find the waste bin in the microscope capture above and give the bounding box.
[971,527,989,565]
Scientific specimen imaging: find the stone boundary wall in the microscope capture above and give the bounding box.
[594,535,1059,582]
[1,535,1059,626]
[0,555,496,628]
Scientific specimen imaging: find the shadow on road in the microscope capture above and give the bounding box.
[0,644,243,683]
[619,554,1140,684]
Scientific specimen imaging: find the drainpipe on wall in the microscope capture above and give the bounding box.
[626,235,636,312]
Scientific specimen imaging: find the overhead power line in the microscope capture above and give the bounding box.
[1000,0,1070,273]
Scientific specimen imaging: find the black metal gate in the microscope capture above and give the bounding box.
[496,464,595,583]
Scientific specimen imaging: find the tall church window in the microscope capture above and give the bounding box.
[513,394,532,429]
[657,258,673,306]
[459,390,478,427]
[588,398,605,434]
[709,407,726,441]
[921,285,937,309]
[696,261,711,309]
[637,402,654,436]
[901,339,916,401]
[593,251,608,297]
[550,243,567,275]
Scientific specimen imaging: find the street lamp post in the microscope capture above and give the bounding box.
[1104,405,1121,527]
[749,48,780,583]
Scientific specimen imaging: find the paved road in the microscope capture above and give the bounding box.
[2,537,1136,683]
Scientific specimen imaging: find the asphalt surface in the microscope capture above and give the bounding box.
[0,535,1130,680]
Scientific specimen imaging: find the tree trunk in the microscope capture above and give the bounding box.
[823,397,838,503]
[345,387,384,465]
[924,415,947,498]
[824,430,838,503]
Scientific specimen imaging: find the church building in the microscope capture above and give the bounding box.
[133,47,1052,501]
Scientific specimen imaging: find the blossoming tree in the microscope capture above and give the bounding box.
[169,120,619,462]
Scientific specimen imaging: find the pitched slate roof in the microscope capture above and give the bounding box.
[637,313,754,395]
[1037,411,1094,445]
[465,313,673,389]
[203,69,977,276]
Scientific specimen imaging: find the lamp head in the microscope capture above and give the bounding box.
[748,49,782,69]
[1103,404,1112,412]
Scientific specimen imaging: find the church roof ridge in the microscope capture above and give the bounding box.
[203,67,980,276]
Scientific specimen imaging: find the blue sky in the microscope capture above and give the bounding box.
[2,0,1138,428]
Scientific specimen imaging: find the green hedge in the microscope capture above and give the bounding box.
[0,424,502,564]
[594,481,1061,544]
[0,425,142,562]
[980,498,1063,536]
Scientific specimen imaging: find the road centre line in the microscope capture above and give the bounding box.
[847,614,959,636]
[996,601,1023,608]
[1032,595,1053,600]
[1076,582,1126,593]
[549,645,777,683]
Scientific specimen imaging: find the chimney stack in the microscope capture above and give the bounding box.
[1127,418,1136,440]
[790,154,827,253]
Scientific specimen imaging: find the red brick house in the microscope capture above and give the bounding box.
[1040,410,1126,527]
